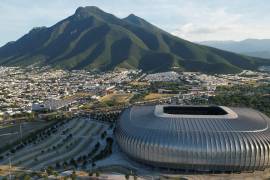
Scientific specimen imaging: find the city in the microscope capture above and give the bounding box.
[1,1,270,179]
[0,65,269,179]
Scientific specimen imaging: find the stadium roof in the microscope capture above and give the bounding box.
[116,105,270,172]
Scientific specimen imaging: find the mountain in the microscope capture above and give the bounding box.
[0,6,269,74]
[200,39,270,59]
[244,51,270,59]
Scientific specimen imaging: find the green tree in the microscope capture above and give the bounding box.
[89,171,93,176]
[71,170,77,180]
[23,174,31,180]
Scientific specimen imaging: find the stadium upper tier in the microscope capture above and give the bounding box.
[115,105,270,172]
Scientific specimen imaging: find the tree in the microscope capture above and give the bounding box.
[82,160,87,167]
[55,162,60,169]
[53,171,59,178]
[70,158,77,168]
[46,166,54,175]
[63,161,68,170]
[23,174,31,180]
[101,131,107,139]
[71,170,77,180]
[88,171,93,176]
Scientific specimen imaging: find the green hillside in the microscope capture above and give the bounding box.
[0,6,269,74]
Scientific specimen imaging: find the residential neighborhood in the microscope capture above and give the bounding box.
[0,66,269,121]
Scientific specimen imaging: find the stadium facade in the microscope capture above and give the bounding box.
[115,105,270,172]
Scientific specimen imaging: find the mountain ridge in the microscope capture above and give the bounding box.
[0,6,269,74]
[199,39,270,59]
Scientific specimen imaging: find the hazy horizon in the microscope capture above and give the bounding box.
[1,0,270,46]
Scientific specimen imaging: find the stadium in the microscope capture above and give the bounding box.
[115,105,270,172]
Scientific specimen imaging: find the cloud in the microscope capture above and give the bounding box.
[171,23,234,39]
[173,23,232,34]
[172,23,270,42]
[169,6,254,41]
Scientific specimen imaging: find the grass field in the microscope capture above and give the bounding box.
[130,81,150,86]
[143,93,176,101]
[100,93,133,104]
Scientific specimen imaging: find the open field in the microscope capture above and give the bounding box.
[143,93,176,101]
[130,81,150,86]
[100,93,133,104]
[0,118,109,174]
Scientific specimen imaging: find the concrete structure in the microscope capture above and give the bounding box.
[115,105,270,172]
[31,99,75,111]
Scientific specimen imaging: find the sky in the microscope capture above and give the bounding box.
[1,0,270,46]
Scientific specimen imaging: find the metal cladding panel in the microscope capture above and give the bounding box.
[115,105,270,171]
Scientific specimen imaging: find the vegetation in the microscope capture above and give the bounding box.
[1,7,269,74]
[99,93,133,106]
[130,92,148,103]
[209,84,270,116]
[149,81,183,91]
[71,170,77,180]
[0,119,65,154]
[0,118,109,175]
[87,111,120,123]
[143,93,176,101]
[92,137,113,161]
